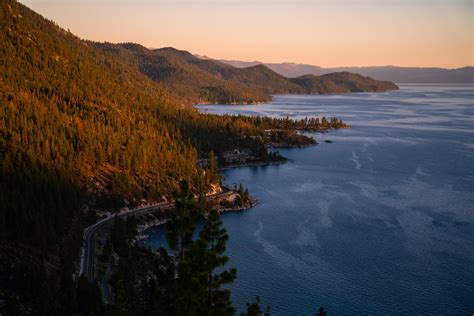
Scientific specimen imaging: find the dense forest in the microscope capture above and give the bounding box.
[94,43,272,105]
[74,183,265,316]
[0,0,341,314]
[94,44,399,104]
[289,72,399,93]
[103,184,252,316]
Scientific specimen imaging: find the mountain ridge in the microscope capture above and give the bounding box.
[93,43,398,105]
[218,58,474,83]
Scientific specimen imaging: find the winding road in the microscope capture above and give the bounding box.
[79,191,235,285]
[79,202,172,283]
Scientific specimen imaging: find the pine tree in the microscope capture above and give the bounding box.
[167,180,200,259]
[243,296,270,316]
[208,151,220,185]
[196,210,236,316]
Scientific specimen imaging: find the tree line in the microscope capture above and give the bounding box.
[0,1,333,313]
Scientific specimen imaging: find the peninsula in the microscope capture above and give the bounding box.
[95,43,399,105]
[0,0,389,314]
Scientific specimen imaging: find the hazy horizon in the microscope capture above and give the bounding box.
[22,0,473,68]
[211,57,473,70]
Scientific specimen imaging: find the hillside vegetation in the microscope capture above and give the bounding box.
[290,72,399,93]
[221,59,474,84]
[94,44,399,104]
[0,0,380,313]
[94,43,271,104]
[0,1,270,312]
[0,1,346,312]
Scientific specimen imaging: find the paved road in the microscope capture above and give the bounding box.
[79,191,234,285]
[80,202,172,283]
[101,264,114,304]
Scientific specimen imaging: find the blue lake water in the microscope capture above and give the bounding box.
[143,84,474,315]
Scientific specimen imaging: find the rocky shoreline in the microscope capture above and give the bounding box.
[134,193,258,243]
[134,218,169,243]
[218,197,258,213]
[220,159,287,170]
[133,125,344,243]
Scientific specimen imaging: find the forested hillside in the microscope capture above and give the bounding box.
[290,72,399,93]
[94,43,271,104]
[222,60,474,84]
[94,44,398,105]
[153,48,398,94]
[0,0,356,313]
[0,0,280,312]
[154,48,301,94]
[0,1,347,312]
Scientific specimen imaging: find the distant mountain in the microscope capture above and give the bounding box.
[325,66,473,84]
[154,47,302,94]
[94,44,399,105]
[290,72,398,94]
[94,44,271,104]
[0,0,396,312]
[0,1,287,311]
[220,60,474,84]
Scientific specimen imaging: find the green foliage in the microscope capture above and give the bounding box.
[94,43,271,105]
[110,217,139,256]
[242,296,270,316]
[196,209,236,315]
[235,184,251,206]
[108,188,237,316]
[95,44,397,105]
[0,1,344,312]
[166,181,202,259]
[0,1,265,312]
[290,72,399,93]
[208,151,220,184]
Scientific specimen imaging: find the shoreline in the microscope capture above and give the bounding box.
[267,142,316,149]
[134,196,258,243]
[135,125,346,243]
[194,89,400,108]
[220,159,288,171]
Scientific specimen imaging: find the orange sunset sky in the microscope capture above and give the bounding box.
[23,0,473,68]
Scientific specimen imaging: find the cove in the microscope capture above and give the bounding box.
[143,84,474,315]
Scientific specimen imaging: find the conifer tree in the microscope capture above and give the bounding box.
[243,296,270,316]
[208,151,220,185]
[196,210,236,316]
[167,180,200,259]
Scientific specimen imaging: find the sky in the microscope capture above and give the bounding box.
[22,0,473,68]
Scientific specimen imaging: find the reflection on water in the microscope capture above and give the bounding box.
[144,85,474,315]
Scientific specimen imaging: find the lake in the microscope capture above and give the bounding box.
[142,84,474,315]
